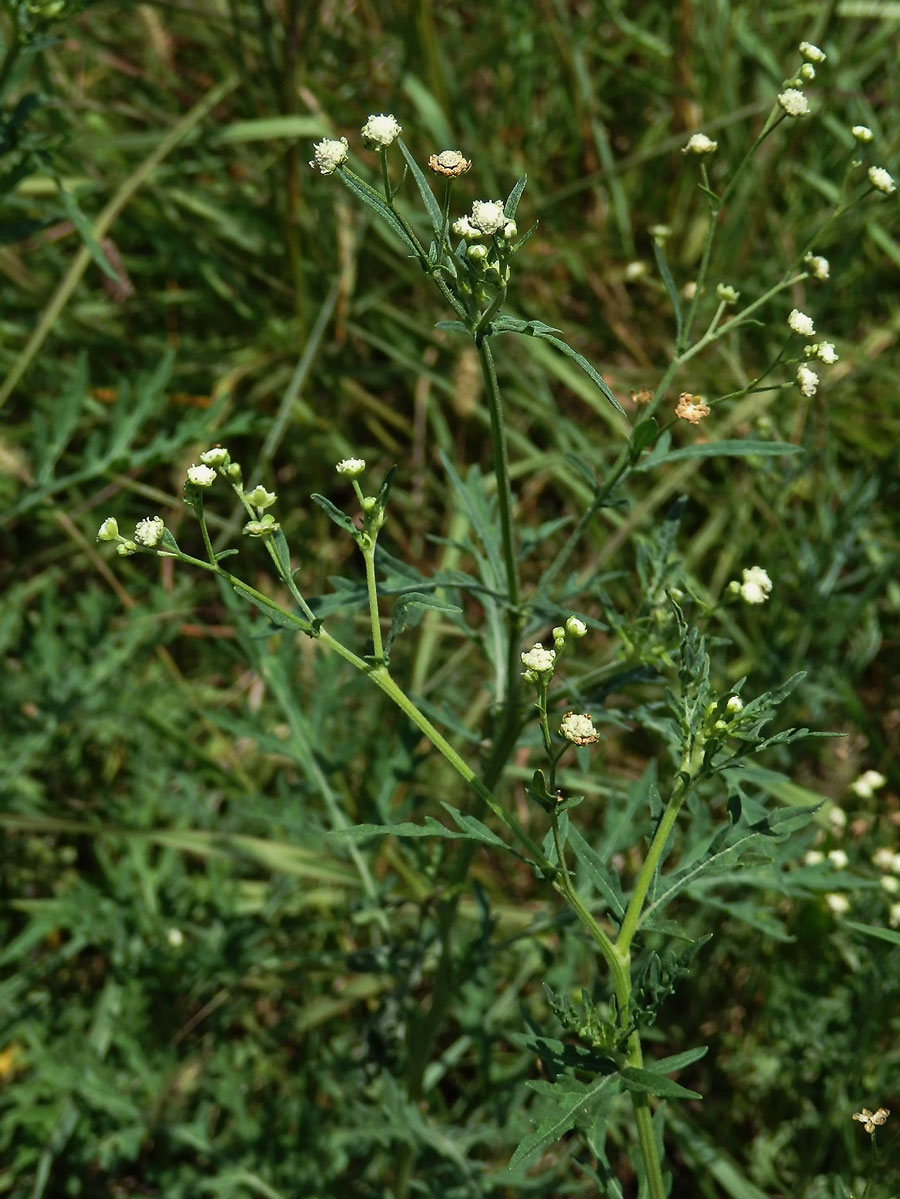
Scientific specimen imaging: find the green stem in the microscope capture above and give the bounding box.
[362,546,384,660]
[0,28,21,97]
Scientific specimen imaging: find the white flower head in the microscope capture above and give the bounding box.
[799,41,826,63]
[683,132,718,155]
[186,463,217,488]
[452,215,480,240]
[739,565,772,605]
[868,166,896,195]
[828,849,849,869]
[520,643,556,675]
[816,342,838,365]
[469,200,507,236]
[336,457,365,478]
[825,892,850,915]
[560,712,601,746]
[97,517,119,542]
[167,927,184,948]
[309,136,349,175]
[778,89,810,117]
[873,847,897,872]
[503,219,517,240]
[788,308,816,336]
[726,695,744,713]
[361,113,402,148]
[797,364,819,397]
[245,485,277,509]
[565,615,587,638]
[804,850,825,865]
[200,446,229,467]
[800,63,816,82]
[716,283,739,304]
[804,253,829,280]
[851,125,874,142]
[828,805,848,831]
[890,904,900,929]
[881,875,900,895]
[134,516,165,547]
[850,769,887,799]
[116,540,137,557]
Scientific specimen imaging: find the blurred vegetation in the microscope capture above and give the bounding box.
[1,1,899,1196]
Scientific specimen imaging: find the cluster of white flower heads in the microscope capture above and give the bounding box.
[521,643,556,675]
[788,308,815,337]
[361,113,402,148]
[852,770,887,799]
[738,566,773,605]
[309,136,349,175]
[868,166,896,195]
[683,133,717,155]
[336,457,366,477]
[778,88,809,117]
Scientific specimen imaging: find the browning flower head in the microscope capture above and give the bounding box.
[428,149,472,178]
[631,388,653,406]
[852,1107,890,1134]
[560,712,601,746]
[675,393,710,425]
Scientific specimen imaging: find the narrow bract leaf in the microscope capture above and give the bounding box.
[504,174,527,218]
[396,138,442,233]
[652,239,683,345]
[530,330,625,415]
[385,591,462,656]
[310,493,358,537]
[336,168,419,255]
[636,440,803,471]
[620,1065,702,1100]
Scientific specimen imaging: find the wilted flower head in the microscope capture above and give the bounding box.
[361,113,402,148]
[186,463,217,487]
[852,1107,890,1133]
[799,41,826,63]
[868,166,896,195]
[788,308,815,336]
[682,132,718,155]
[851,125,874,142]
[739,566,773,605]
[134,516,164,547]
[469,200,507,236]
[675,393,710,425]
[797,364,819,397]
[521,643,556,676]
[778,89,809,117]
[803,253,829,280]
[427,149,472,178]
[309,136,349,175]
[560,712,601,746]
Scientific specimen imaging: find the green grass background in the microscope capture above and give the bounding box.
[1,1,899,1196]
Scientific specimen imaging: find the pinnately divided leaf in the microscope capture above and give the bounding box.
[508,1073,623,1174]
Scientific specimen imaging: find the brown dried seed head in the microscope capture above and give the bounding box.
[428,149,472,177]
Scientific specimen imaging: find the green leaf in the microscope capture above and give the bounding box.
[384,591,462,656]
[310,493,358,538]
[635,439,804,471]
[844,920,900,946]
[239,589,299,630]
[435,319,470,335]
[336,167,420,256]
[54,174,119,282]
[523,329,625,416]
[336,810,520,859]
[620,1065,702,1100]
[566,825,626,917]
[652,238,683,345]
[376,464,398,512]
[269,527,294,584]
[508,1073,622,1173]
[631,417,659,460]
[396,138,442,233]
[651,1045,709,1074]
[504,174,528,219]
